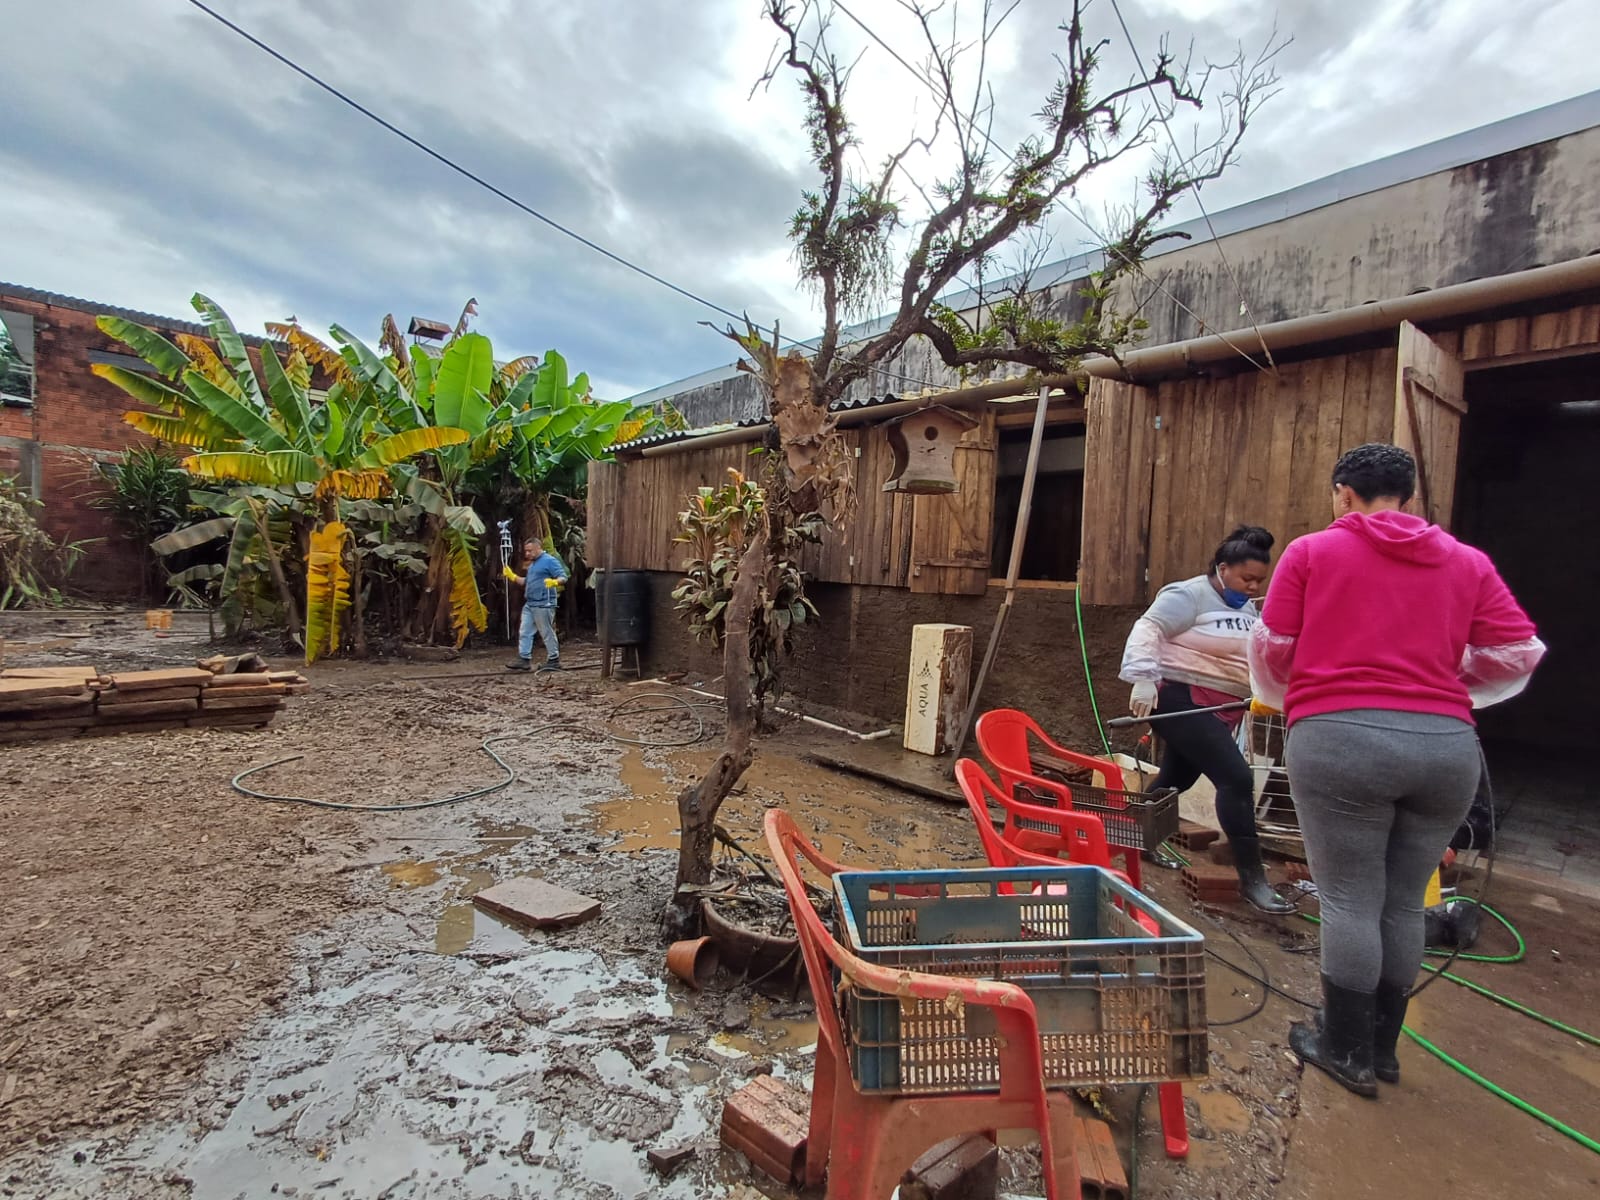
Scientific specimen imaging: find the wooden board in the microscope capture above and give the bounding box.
[0,667,101,681]
[95,698,199,719]
[1394,321,1466,529]
[0,678,91,702]
[199,695,286,711]
[204,672,275,689]
[106,668,216,691]
[99,686,202,705]
[902,624,973,756]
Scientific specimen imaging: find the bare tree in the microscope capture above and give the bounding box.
[668,0,1282,930]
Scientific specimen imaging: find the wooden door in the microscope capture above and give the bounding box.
[907,410,996,595]
[1394,321,1467,528]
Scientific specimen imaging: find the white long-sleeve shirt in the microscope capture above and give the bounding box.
[1119,574,1256,698]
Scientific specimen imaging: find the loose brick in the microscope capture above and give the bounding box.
[1075,1116,1129,1200]
[720,1074,808,1185]
[1207,840,1236,867]
[901,1133,999,1200]
[1181,864,1239,903]
[1173,820,1221,853]
[473,878,600,929]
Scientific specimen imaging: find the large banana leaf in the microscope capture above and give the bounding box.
[184,449,322,486]
[330,324,424,428]
[192,293,266,411]
[183,369,293,452]
[90,364,187,412]
[95,316,189,379]
[151,516,236,556]
[353,425,469,469]
[305,521,352,664]
[410,346,437,412]
[445,533,488,647]
[123,409,241,451]
[220,500,261,595]
[433,332,494,432]
[176,335,246,401]
[533,350,569,408]
[259,343,315,447]
[266,322,354,387]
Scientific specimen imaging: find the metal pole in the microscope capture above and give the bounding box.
[496,519,514,642]
[948,383,1052,770]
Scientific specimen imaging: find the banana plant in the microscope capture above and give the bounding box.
[97,295,470,659]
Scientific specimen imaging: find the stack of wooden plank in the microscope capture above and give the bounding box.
[0,663,311,744]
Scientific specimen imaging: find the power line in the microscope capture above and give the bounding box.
[184,0,955,399]
[833,0,1270,376]
[1107,0,1278,372]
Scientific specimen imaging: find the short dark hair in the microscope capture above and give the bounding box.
[1332,443,1416,503]
[1211,525,1274,570]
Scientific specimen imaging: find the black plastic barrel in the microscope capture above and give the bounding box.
[595,569,650,647]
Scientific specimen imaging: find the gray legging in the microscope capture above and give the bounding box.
[1287,710,1481,991]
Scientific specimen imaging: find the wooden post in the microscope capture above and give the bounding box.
[947,384,1051,769]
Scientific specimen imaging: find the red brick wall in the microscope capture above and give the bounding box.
[0,291,185,598]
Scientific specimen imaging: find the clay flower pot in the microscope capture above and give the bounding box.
[666,936,719,990]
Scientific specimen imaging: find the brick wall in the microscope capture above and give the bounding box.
[0,289,208,599]
[627,568,1142,751]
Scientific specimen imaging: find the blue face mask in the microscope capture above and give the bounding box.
[1216,569,1251,609]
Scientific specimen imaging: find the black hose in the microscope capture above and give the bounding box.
[231,694,719,811]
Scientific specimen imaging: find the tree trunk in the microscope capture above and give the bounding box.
[349,548,368,658]
[668,515,768,938]
[248,500,304,646]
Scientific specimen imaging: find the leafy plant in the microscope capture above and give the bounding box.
[0,477,87,609]
[87,445,194,601]
[672,469,823,707]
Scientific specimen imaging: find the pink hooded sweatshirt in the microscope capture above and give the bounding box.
[1249,511,1544,727]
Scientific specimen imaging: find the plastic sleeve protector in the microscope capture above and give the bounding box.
[1119,617,1166,685]
[1460,636,1546,708]
[1247,621,1296,712]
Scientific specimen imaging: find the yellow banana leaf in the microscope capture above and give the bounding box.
[499,355,540,382]
[354,426,470,468]
[318,469,390,500]
[175,334,245,400]
[124,409,242,451]
[305,521,352,664]
[446,537,488,648]
[183,450,321,486]
[266,322,354,386]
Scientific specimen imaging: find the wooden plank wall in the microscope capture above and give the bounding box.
[1446,302,1600,368]
[1080,379,1158,605]
[1081,345,1399,605]
[588,421,957,590]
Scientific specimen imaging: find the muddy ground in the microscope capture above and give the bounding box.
[1,610,1596,1199]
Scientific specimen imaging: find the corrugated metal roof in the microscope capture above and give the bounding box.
[0,281,252,341]
[612,392,910,453]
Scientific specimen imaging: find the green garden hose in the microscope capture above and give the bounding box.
[1074,583,1114,758]
[1402,1028,1600,1155]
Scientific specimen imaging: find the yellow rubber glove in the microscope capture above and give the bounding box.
[502,565,518,582]
[1248,698,1280,717]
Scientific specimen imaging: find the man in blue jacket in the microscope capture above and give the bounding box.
[503,537,567,672]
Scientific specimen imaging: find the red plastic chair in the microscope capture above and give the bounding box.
[953,759,1191,1161]
[763,809,1081,1199]
[976,708,1144,888]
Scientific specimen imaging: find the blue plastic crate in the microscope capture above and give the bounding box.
[831,865,1207,1092]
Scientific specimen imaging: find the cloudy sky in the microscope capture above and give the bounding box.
[4,0,1597,399]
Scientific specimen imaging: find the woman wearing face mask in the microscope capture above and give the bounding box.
[1250,443,1543,1097]
[1119,525,1293,913]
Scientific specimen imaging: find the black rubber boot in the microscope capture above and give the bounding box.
[1373,981,1410,1084]
[1231,835,1295,914]
[537,658,562,673]
[1290,975,1379,1098]
[505,657,532,672]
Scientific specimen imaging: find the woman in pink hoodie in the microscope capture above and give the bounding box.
[1250,443,1544,1098]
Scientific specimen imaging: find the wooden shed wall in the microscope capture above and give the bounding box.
[1082,344,1399,604]
[588,413,996,593]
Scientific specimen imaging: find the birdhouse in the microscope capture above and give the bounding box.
[882,404,980,494]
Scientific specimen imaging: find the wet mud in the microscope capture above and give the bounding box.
[3,616,1596,1199]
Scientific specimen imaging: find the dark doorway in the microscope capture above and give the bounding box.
[990,423,1085,580]
[1455,352,1598,841]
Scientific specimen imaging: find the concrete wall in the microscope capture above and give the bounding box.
[639,119,1600,432]
[630,569,1141,752]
